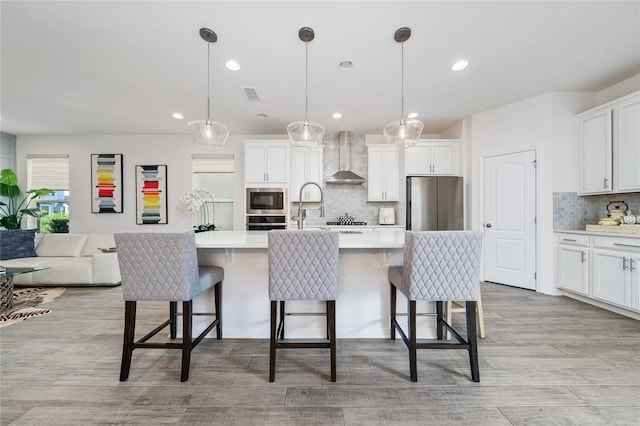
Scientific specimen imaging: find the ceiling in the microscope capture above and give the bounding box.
[1,1,639,137]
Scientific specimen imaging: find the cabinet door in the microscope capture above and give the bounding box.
[631,255,640,312]
[290,148,307,202]
[244,144,267,183]
[367,148,385,201]
[578,108,612,194]
[265,143,289,183]
[383,148,400,200]
[592,249,631,308]
[432,144,457,175]
[556,245,589,295]
[405,145,431,175]
[614,94,640,192]
[305,148,323,201]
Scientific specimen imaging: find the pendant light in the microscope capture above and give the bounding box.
[188,28,229,147]
[287,27,325,147]
[383,27,423,147]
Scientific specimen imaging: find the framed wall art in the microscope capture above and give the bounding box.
[91,154,123,213]
[135,165,168,225]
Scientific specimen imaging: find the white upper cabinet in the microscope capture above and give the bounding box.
[577,91,639,195]
[244,141,290,185]
[405,140,460,176]
[290,146,324,202]
[367,145,399,201]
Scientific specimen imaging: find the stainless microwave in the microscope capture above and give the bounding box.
[246,188,287,215]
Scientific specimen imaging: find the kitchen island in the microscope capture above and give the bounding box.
[193,229,437,339]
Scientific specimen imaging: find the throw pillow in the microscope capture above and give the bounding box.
[35,234,88,257]
[0,229,37,260]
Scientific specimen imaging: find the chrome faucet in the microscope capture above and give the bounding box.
[296,181,325,230]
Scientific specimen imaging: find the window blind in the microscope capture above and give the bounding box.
[192,154,234,173]
[27,155,69,190]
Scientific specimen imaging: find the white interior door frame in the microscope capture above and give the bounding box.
[482,149,538,290]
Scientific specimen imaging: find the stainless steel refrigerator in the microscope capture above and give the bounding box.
[406,176,463,231]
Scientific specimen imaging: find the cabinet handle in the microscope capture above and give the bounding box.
[623,257,629,271]
[614,243,640,248]
[562,238,577,242]
[603,177,609,189]
[581,251,586,263]
[631,259,636,272]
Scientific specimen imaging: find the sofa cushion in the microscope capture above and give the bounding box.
[80,234,117,256]
[0,229,37,260]
[36,234,88,257]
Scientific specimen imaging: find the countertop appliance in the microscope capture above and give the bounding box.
[378,207,395,225]
[406,176,463,231]
[326,221,368,226]
[246,187,287,215]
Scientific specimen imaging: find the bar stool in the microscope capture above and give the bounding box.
[115,231,223,382]
[389,230,483,382]
[268,230,339,382]
[445,287,485,339]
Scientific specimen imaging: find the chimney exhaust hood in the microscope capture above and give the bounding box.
[326,131,365,185]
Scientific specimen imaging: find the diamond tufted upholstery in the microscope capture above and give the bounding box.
[389,231,482,301]
[115,232,223,301]
[268,231,339,301]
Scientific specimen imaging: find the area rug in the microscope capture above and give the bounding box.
[0,287,66,328]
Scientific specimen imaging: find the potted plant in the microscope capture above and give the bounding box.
[176,188,217,233]
[0,168,53,230]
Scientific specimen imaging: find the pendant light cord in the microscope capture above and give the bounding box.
[304,40,309,123]
[400,40,405,120]
[207,40,211,122]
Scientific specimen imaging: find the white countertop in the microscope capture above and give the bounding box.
[195,229,406,249]
[554,229,640,239]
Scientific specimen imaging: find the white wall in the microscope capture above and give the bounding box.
[597,73,640,104]
[15,133,287,234]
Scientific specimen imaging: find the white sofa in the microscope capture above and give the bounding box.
[2,233,121,286]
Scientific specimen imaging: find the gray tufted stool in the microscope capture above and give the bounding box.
[268,230,339,382]
[115,232,223,382]
[388,231,483,382]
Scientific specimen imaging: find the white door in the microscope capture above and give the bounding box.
[484,150,537,290]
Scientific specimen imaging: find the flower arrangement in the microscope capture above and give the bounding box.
[176,188,217,232]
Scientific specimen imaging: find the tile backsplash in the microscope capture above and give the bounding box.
[291,133,398,226]
[553,192,640,230]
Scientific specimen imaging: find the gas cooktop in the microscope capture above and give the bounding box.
[326,221,368,226]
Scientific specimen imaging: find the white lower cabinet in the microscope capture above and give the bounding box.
[556,232,640,314]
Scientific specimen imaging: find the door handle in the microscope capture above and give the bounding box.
[581,251,586,263]
[631,259,636,272]
[623,257,628,271]
[485,223,492,228]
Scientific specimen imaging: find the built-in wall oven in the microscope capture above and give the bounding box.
[246,215,287,231]
[246,188,287,215]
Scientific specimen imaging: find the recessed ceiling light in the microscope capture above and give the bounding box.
[225,60,240,71]
[257,113,269,119]
[332,112,342,119]
[338,60,353,71]
[172,112,184,120]
[408,112,418,119]
[451,59,469,71]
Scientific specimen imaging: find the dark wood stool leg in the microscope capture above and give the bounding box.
[279,301,285,339]
[180,301,193,382]
[436,301,444,340]
[214,281,222,339]
[390,283,397,340]
[269,300,277,382]
[408,299,417,382]
[466,301,480,382]
[169,301,177,339]
[325,301,330,339]
[328,300,336,382]
[120,301,136,381]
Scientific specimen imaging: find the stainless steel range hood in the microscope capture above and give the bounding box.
[326,131,365,185]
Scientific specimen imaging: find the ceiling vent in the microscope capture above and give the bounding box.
[242,87,260,101]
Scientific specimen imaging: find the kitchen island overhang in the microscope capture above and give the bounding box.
[193,230,437,339]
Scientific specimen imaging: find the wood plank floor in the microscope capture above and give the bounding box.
[1,282,639,425]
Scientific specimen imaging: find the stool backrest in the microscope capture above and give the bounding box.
[268,231,339,301]
[115,232,200,301]
[403,231,483,301]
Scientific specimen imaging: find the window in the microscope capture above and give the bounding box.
[27,155,69,233]
[192,154,235,230]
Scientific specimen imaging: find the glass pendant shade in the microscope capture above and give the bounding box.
[287,120,325,148]
[383,118,423,147]
[288,27,323,147]
[187,119,229,147]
